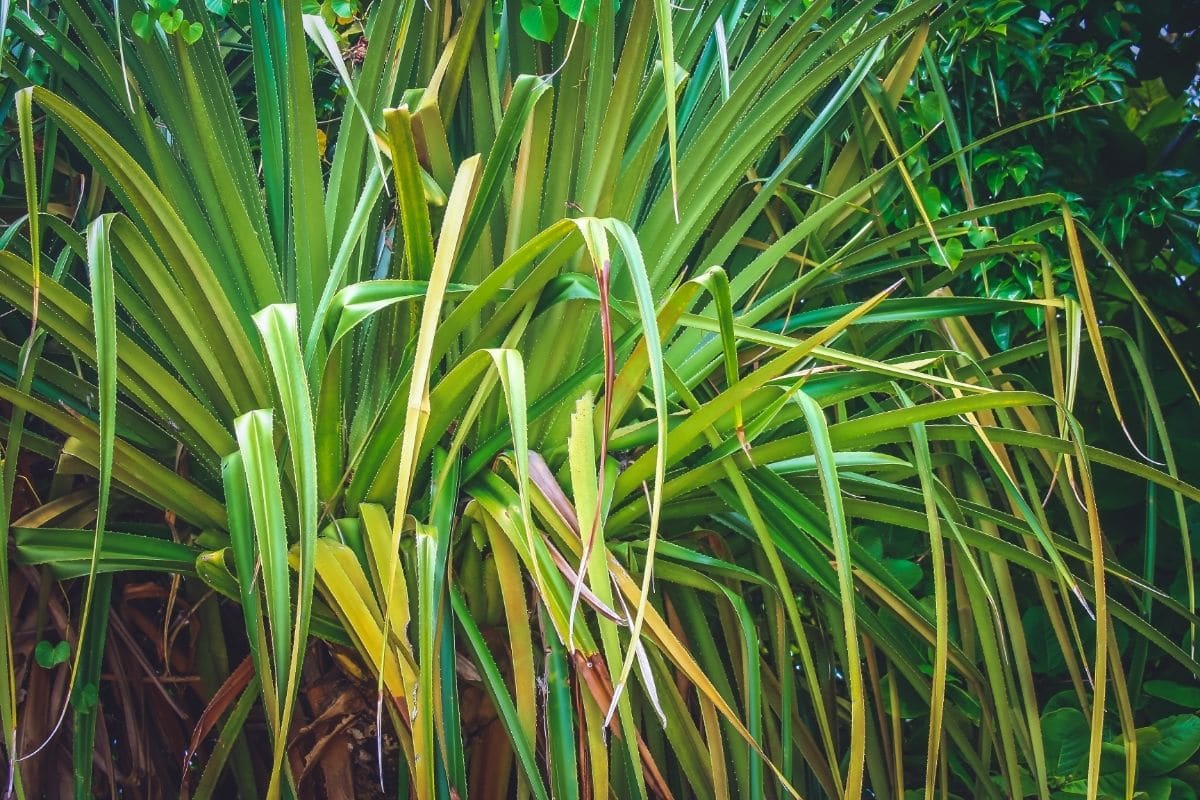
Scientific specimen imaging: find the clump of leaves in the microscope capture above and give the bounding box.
[1,0,1198,798]
[131,0,204,43]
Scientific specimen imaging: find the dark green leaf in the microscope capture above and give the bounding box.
[1041,707,1089,777]
[1138,715,1200,776]
[1144,681,1200,709]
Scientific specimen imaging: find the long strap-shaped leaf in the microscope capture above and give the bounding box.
[221,452,277,725]
[652,0,680,221]
[383,106,436,283]
[233,409,294,796]
[451,75,550,281]
[792,391,868,796]
[902,398,950,800]
[0,91,47,794]
[254,305,319,800]
[279,0,329,332]
[568,219,670,723]
[20,210,120,793]
[5,186,116,786]
[450,587,551,800]
[378,157,479,800]
[0,386,225,533]
[387,156,479,529]
[531,466,805,798]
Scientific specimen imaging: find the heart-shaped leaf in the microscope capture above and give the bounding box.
[929,236,964,268]
[70,683,100,713]
[34,640,70,669]
[519,0,558,42]
[204,0,232,16]
[130,10,153,38]
[182,21,203,44]
[157,0,180,10]
[159,8,184,33]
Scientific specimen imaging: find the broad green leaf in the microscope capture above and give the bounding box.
[1041,707,1090,777]
[1143,681,1200,709]
[519,1,558,42]
[1137,716,1200,776]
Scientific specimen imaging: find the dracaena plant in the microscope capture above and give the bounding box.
[1,0,1197,798]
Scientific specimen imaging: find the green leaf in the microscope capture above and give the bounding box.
[252,304,319,796]
[192,676,260,800]
[560,0,599,23]
[929,236,964,268]
[233,411,291,718]
[1041,708,1090,777]
[382,108,436,282]
[70,683,99,713]
[1138,715,1200,776]
[182,21,204,44]
[520,0,559,41]
[451,587,551,800]
[1165,778,1198,800]
[160,8,184,33]
[795,390,866,797]
[883,558,923,590]
[920,184,943,217]
[991,314,1014,351]
[34,640,70,669]
[545,616,580,800]
[14,528,199,578]
[204,0,232,16]
[131,11,153,37]
[1143,681,1200,709]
